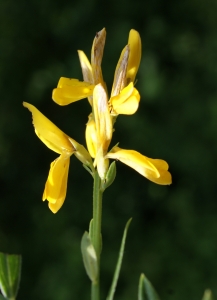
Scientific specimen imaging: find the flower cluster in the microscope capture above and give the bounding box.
[24,28,171,213]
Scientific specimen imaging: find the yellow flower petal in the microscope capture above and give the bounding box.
[106,147,172,185]
[110,82,140,115]
[77,50,94,106]
[23,102,74,155]
[144,158,172,184]
[43,153,70,213]
[93,84,112,152]
[144,168,172,185]
[91,28,106,85]
[126,29,141,83]
[92,84,113,179]
[52,78,94,105]
[85,117,97,158]
[56,77,78,88]
[77,50,94,84]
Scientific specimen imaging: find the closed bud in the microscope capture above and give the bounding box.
[81,232,98,283]
[102,161,116,191]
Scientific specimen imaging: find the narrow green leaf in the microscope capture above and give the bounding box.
[81,232,98,283]
[202,289,214,300]
[138,273,160,300]
[138,274,145,300]
[0,252,21,299]
[106,218,132,300]
[0,295,6,300]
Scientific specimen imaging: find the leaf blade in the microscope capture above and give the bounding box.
[0,252,21,299]
[138,273,160,300]
[106,218,132,300]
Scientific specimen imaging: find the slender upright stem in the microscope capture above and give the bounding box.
[91,170,103,300]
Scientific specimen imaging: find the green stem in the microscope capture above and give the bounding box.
[91,171,103,300]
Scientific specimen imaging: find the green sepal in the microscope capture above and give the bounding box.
[81,232,98,283]
[0,252,22,299]
[106,218,132,300]
[202,290,214,300]
[138,273,160,300]
[102,161,116,191]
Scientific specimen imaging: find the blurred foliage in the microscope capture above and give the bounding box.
[0,0,217,299]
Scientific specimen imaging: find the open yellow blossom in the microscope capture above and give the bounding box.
[51,29,142,181]
[50,28,171,185]
[52,28,106,107]
[23,102,92,213]
[106,147,172,185]
[52,28,141,116]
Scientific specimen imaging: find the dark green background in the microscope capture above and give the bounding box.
[1,0,217,299]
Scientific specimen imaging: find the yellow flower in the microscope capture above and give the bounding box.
[53,28,106,107]
[52,28,141,116]
[106,147,171,185]
[51,29,142,180]
[50,29,171,185]
[23,102,92,213]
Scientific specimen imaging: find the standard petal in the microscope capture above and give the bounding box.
[52,78,94,105]
[110,83,140,115]
[126,29,141,83]
[111,45,130,97]
[93,84,112,152]
[91,28,106,85]
[23,102,74,155]
[43,153,70,213]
